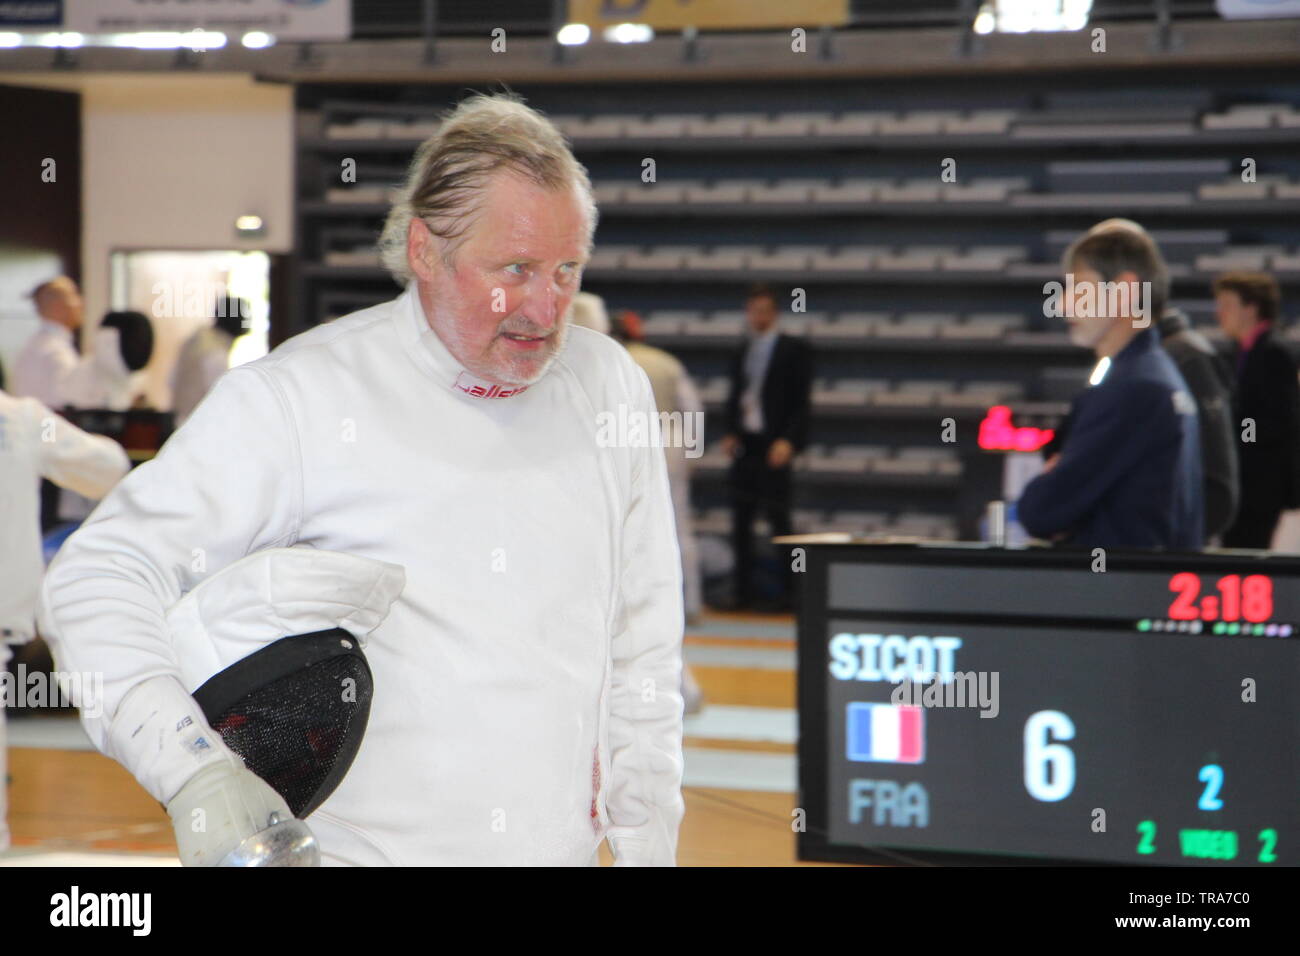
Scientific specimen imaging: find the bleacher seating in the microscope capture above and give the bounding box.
[298,83,1300,547]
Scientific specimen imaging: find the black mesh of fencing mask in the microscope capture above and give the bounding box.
[191,628,373,819]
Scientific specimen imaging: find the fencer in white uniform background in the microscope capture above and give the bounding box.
[39,93,686,866]
[171,296,247,426]
[12,277,139,413]
[0,389,131,852]
[12,277,89,410]
[14,280,148,526]
[566,294,703,621]
[568,293,706,713]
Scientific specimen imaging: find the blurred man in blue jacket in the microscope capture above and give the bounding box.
[1019,228,1203,549]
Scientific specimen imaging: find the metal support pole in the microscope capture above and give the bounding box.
[1152,0,1177,53]
[551,0,568,64]
[955,0,980,57]
[818,24,834,61]
[423,0,438,65]
[682,25,699,62]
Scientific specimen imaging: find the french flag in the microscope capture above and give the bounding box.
[846,703,925,764]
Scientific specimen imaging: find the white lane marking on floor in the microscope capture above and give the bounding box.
[684,705,796,744]
[684,644,795,670]
[687,619,795,641]
[682,747,796,793]
[5,717,93,751]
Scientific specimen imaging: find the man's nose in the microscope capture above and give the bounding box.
[526,279,561,330]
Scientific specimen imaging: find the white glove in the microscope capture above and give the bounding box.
[167,759,317,867]
[106,674,318,865]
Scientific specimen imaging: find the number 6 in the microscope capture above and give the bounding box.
[1024,710,1076,802]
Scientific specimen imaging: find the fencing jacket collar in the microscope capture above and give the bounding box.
[394,283,533,400]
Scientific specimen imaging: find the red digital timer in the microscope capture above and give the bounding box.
[1168,573,1274,623]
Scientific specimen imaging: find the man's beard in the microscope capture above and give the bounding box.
[476,317,569,386]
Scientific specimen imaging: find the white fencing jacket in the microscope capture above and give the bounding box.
[38,284,686,866]
[0,390,130,649]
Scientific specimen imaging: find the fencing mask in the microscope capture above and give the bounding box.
[160,547,405,862]
[191,627,374,819]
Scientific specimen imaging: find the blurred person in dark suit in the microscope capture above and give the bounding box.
[1080,219,1239,542]
[1215,272,1300,549]
[1019,228,1203,549]
[722,284,812,610]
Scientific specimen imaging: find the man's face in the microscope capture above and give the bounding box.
[410,171,590,387]
[38,278,83,331]
[1215,290,1256,344]
[1064,263,1123,350]
[746,295,778,334]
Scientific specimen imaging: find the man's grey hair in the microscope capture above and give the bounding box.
[378,92,598,284]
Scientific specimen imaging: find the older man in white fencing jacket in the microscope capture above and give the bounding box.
[38,93,686,866]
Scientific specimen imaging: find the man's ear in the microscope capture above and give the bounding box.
[1112,270,1149,323]
[407,217,440,284]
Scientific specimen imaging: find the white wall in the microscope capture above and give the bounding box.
[0,72,293,404]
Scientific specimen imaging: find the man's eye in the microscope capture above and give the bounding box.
[559,263,579,277]
[505,263,526,276]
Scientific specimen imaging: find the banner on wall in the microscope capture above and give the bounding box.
[1216,0,1300,17]
[63,0,351,40]
[568,0,849,31]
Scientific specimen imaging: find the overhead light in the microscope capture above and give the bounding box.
[111,29,226,49]
[186,30,226,50]
[106,32,191,49]
[604,23,653,44]
[973,0,1092,33]
[235,215,265,236]
[37,32,84,48]
[1088,356,1111,386]
[556,23,591,46]
[1061,0,1092,30]
[0,32,21,48]
[241,31,275,49]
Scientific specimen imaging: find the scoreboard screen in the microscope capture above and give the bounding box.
[796,544,1300,866]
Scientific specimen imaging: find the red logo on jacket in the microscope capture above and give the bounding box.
[452,372,530,399]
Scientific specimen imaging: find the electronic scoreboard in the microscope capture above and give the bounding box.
[796,543,1299,866]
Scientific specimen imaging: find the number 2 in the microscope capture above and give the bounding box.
[1137,820,1157,855]
[1198,764,1224,811]
[1169,572,1199,620]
